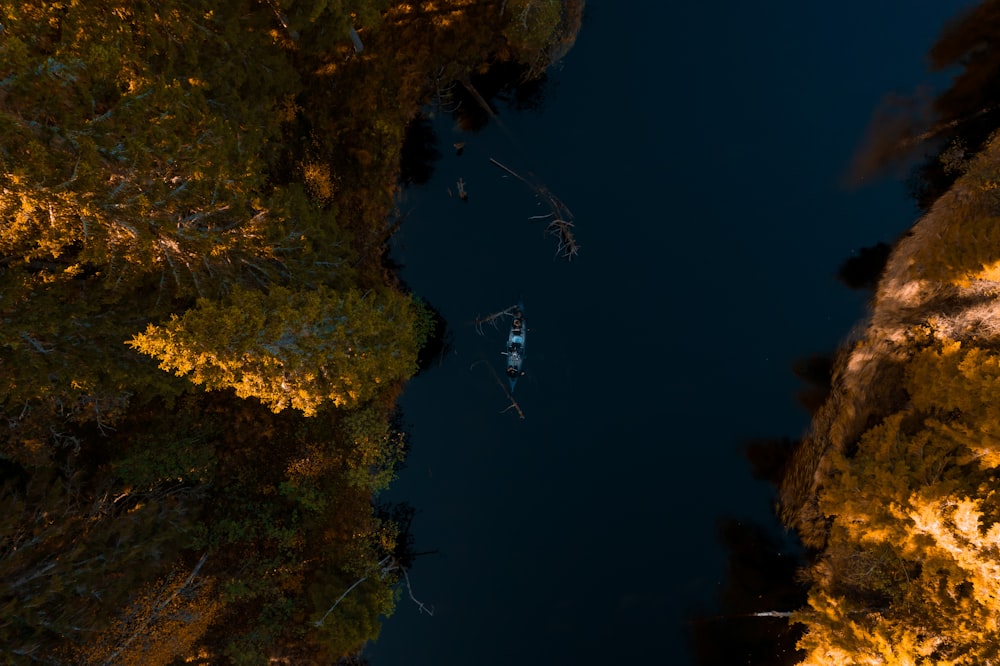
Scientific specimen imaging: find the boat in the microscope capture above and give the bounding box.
[503,303,526,391]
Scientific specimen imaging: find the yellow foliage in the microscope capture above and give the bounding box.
[796,331,1000,664]
[795,591,952,666]
[971,258,1000,282]
[910,132,1000,284]
[302,161,336,202]
[128,286,420,415]
[78,571,222,666]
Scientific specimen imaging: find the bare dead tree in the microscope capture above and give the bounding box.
[431,66,461,113]
[314,556,393,627]
[460,78,501,126]
[490,156,530,186]
[314,555,433,628]
[500,397,526,420]
[263,0,299,42]
[20,332,53,354]
[490,158,579,260]
[401,569,434,616]
[472,304,518,335]
[455,77,580,259]
[471,359,525,420]
[546,217,579,261]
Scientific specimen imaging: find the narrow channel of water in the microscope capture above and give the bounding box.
[368,2,974,664]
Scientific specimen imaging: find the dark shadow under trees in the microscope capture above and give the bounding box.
[837,242,892,291]
[687,518,807,666]
[399,113,442,186]
[450,61,551,132]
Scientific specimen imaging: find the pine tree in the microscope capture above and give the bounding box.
[129,286,420,415]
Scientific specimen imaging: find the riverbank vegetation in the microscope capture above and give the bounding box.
[0,1,581,662]
[780,2,1000,662]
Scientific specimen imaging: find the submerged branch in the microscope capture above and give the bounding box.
[470,359,525,420]
[490,158,579,260]
[489,157,530,185]
[472,304,518,334]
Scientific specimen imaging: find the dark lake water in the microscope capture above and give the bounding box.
[367,1,976,664]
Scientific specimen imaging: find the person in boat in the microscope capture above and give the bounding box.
[506,308,526,384]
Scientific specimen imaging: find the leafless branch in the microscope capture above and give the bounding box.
[500,399,526,420]
[313,575,370,627]
[402,570,435,616]
[470,359,525,420]
[264,0,299,41]
[314,555,393,627]
[547,218,579,260]
[431,68,461,112]
[315,555,434,626]
[20,332,53,354]
[472,304,518,335]
[489,157,529,185]
[490,158,579,260]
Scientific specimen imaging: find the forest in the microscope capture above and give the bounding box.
[0,1,579,663]
[780,1,1000,663]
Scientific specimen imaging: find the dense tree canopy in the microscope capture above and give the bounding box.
[793,338,1000,664]
[0,0,576,662]
[129,286,420,415]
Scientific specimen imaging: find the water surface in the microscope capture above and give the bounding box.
[370,2,975,663]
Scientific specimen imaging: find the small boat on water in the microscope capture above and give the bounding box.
[503,303,526,391]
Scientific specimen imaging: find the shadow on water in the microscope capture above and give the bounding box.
[400,112,443,186]
[451,61,552,132]
[686,517,807,666]
[686,431,812,663]
[745,436,799,489]
[402,286,453,375]
[849,1,1000,212]
[791,352,834,416]
[685,428,809,665]
[381,7,1000,663]
[397,62,553,188]
[836,241,892,291]
[685,343,843,664]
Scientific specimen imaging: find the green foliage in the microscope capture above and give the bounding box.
[0,0,310,292]
[503,0,563,55]
[411,296,438,351]
[0,0,564,661]
[115,433,217,490]
[500,0,583,73]
[341,403,407,490]
[310,574,396,656]
[0,468,202,661]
